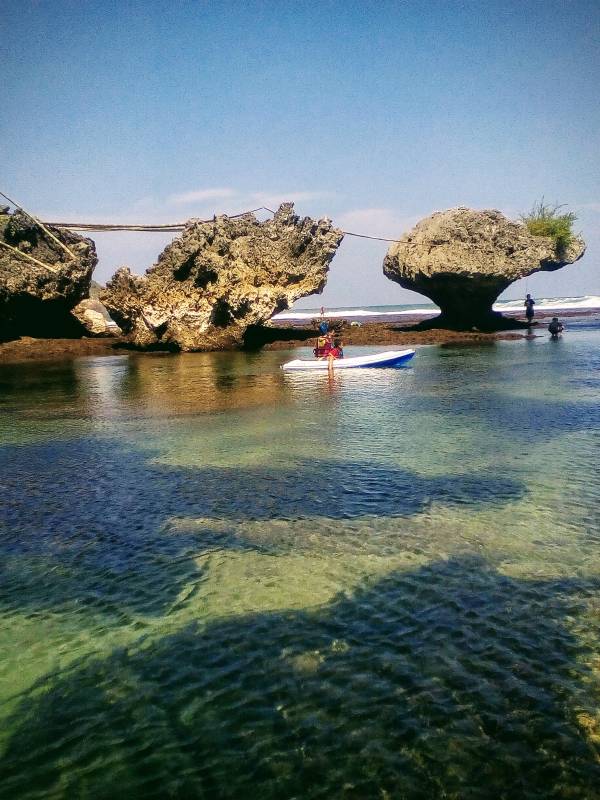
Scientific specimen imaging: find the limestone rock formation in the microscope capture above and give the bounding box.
[71,298,119,336]
[383,208,586,330]
[0,209,97,339]
[101,203,343,351]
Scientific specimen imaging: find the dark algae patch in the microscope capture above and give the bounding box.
[1,558,599,799]
[0,437,524,616]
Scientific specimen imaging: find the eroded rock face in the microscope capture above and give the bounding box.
[0,210,97,339]
[383,208,586,329]
[101,203,343,351]
[71,298,120,337]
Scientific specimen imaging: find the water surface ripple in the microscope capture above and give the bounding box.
[1,332,599,799]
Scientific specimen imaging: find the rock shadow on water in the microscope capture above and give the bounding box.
[465,391,600,441]
[0,438,253,618]
[1,556,599,799]
[0,438,525,616]
[0,360,83,409]
[415,387,600,444]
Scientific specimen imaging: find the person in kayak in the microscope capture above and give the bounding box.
[548,317,564,339]
[524,293,535,324]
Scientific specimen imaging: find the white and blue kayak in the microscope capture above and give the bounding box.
[281,349,415,371]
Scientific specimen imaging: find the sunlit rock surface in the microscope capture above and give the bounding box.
[101,203,343,351]
[0,209,97,339]
[383,208,586,330]
[71,298,119,337]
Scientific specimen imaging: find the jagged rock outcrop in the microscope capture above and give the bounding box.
[383,208,586,330]
[0,209,97,339]
[101,203,343,351]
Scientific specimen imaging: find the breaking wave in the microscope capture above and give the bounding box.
[274,296,600,321]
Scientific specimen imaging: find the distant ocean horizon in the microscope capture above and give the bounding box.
[274,294,600,321]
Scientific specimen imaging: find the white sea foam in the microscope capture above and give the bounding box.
[492,295,600,312]
[273,307,436,320]
[273,295,600,321]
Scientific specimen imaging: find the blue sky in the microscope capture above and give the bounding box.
[2,0,599,307]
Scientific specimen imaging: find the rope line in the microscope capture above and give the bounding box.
[343,231,402,243]
[3,193,405,243]
[0,190,77,261]
[46,218,404,243]
[0,240,59,273]
[258,206,402,242]
[44,207,270,233]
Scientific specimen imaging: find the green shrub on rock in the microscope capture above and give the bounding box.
[521,200,577,259]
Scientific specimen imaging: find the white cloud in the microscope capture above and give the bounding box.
[336,208,418,240]
[167,187,237,206]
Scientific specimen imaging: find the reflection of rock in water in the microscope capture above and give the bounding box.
[384,208,585,331]
[0,209,97,339]
[101,353,289,416]
[1,557,599,799]
[102,203,343,351]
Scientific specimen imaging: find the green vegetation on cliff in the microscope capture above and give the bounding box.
[521,200,577,258]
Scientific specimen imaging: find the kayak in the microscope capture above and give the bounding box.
[281,349,415,371]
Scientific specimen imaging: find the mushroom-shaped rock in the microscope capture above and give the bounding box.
[101,203,344,351]
[0,209,97,339]
[383,208,585,330]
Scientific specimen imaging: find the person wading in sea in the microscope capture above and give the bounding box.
[524,293,535,325]
[548,317,564,339]
[326,337,344,373]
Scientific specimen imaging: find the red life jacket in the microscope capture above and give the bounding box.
[314,341,334,357]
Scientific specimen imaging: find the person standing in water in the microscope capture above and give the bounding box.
[328,338,343,360]
[524,293,535,324]
[326,337,344,373]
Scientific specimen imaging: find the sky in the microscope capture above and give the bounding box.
[2,0,599,308]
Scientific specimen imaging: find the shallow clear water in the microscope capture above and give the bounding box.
[1,323,599,799]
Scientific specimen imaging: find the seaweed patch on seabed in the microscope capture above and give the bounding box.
[0,437,526,617]
[454,392,600,441]
[0,556,599,800]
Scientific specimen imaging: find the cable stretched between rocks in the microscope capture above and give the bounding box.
[260,206,403,242]
[3,191,404,243]
[0,189,77,260]
[48,208,404,242]
[45,207,268,233]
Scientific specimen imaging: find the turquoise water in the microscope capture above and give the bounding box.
[1,324,599,799]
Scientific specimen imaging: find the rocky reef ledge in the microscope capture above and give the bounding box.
[0,208,97,339]
[383,208,585,331]
[101,203,343,351]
